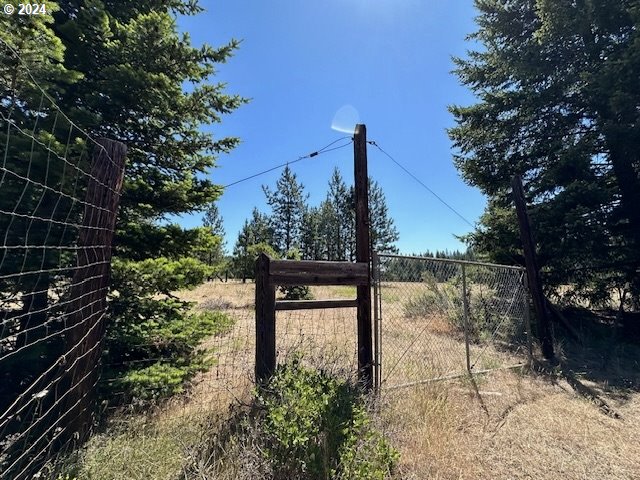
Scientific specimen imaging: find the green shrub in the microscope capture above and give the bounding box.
[278,249,313,301]
[403,282,463,328]
[279,284,313,300]
[403,277,512,342]
[103,258,234,405]
[256,359,398,479]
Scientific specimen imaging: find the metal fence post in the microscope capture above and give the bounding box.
[461,264,472,374]
[372,251,380,393]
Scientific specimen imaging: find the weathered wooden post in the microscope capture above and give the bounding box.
[255,253,276,382]
[511,175,554,360]
[63,138,127,443]
[354,124,374,390]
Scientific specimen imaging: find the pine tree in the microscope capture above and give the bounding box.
[232,209,274,280]
[1,1,247,406]
[449,0,640,306]
[339,179,398,258]
[263,166,308,253]
[300,206,323,260]
[369,178,400,254]
[203,202,225,238]
[0,4,85,412]
[326,168,351,260]
[318,199,338,260]
[200,203,225,266]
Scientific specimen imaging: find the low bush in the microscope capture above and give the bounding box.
[248,359,397,479]
[278,249,313,301]
[103,258,234,405]
[403,277,512,342]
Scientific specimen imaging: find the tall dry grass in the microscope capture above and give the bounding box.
[59,281,640,479]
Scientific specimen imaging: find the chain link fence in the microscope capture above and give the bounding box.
[374,254,532,390]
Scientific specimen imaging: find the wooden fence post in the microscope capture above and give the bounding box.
[62,138,127,442]
[255,253,276,383]
[511,175,554,360]
[354,124,373,390]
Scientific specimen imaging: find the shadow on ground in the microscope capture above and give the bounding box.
[536,307,640,411]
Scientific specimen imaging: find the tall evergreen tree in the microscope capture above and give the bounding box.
[199,202,225,266]
[202,202,225,238]
[300,206,323,261]
[369,179,400,254]
[234,208,274,252]
[0,5,86,412]
[232,209,275,280]
[318,199,338,260]
[1,1,246,407]
[263,166,307,253]
[449,0,640,306]
[326,168,351,260]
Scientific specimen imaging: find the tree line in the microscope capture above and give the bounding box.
[222,166,399,280]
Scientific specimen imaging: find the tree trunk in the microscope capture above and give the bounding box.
[608,141,640,253]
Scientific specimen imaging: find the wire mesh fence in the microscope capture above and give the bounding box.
[374,254,531,390]
[172,282,360,415]
[0,41,126,479]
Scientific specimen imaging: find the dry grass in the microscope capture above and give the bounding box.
[68,280,640,479]
[381,368,640,479]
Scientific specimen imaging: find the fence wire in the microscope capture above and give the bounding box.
[375,254,531,390]
[168,282,360,416]
[0,41,126,480]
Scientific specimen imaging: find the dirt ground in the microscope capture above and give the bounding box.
[177,280,640,480]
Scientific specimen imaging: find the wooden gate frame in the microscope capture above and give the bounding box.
[255,124,374,390]
[255,254,373,389]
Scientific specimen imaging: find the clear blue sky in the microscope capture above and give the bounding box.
[176,0,484,254]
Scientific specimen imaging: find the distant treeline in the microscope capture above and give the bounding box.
[380,249,475,282]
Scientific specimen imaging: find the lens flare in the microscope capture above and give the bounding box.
[331,105,360,134]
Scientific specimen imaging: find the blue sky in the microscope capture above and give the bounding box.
[177,0,484,254]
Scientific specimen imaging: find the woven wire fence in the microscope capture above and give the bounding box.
[374,254,532,390]
[170,282,360,416]
[0,41,126,479]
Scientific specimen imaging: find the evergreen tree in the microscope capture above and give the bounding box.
[263,166,307,253]
[0,4,85,414]
[300,206,323,260]
[203,202,225,238]
[326,168,351,260]
[340,179,399,258]
[1,1,246,407]
[318,199,338,260]
[345,186,357,261]
[232,209,274,280]
[369,179,400,254]
[242,208,274,247]
[232,242,278,283]
[200,202,225,265]
[449,0,640,306]
[251,169,398,261]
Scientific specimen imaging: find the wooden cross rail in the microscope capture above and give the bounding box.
[255,254,372,387]
[275,299,359,311]
[269,259,369,286]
